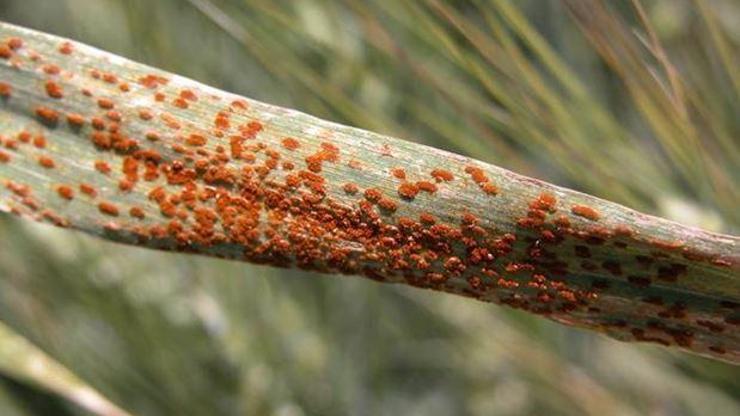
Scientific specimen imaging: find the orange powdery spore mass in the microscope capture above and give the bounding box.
[241,121,263,139]
[145,131,160,142]
[281,137,300,150]
[91,117,107,131]
[464,165,499,196]
[101,73,118,84]
[343,183,358,195]
[465,165,488,184]
[186,134,207,147]
[230,99,249,111]
[106,111,122,122]
[98,201,119,216]
[42,64,61,75]
[305,142,340,173]
[398,182,420,199]
[377,198,398,213]
[32,135,46,148]
[419,212,436,225]
[613,224,634,237]
[6,37,23,50]
[5,181,30,197]
[0,150,10,163]
[213,111,230,130]
[0,82,11,98]
[78,183,97,197]
[45,80,63,98]
[138,109,154,121]
[122,156,139,178]
[58,41,74,55]
[180,89,198,101]
[571,204,601,221]
[66,113,85,126]
[173,97,189,109]
[97,98,115,109]
[129,206,146,219]
[364,188,383,203]
[391,168,406,180]
[531,192,557,212]
[138,74,169,89]
[148,186,166,203]
[481,183,498,195]
[35,106,59,124]
[118,178,134,192]
[94,161,111,174]
[56,185,74,200]
[90,131,111,149]
[38,156,55,169]
[416,181,437,193]
[431,169,454,182]
[0,45,12,59]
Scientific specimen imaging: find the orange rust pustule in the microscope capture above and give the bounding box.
[173,97,189,109]
[0,45,12,59]
[465,165,488,183]
[79,183,97,197]
[94,161,111,174]
[464,165,499,196]
[38,156,55,169]
[430,169,454,182]
[377,198,397,213]
[305,142,339,173]
[343,183,358,195]
[0,82,11,98]
[58,41,74,55]
[97,98,115,109]
[35,106,59,124]
[571,204,601,221]
[138,74,169,89]
[42,64,61,75]
[129,206,146,219]
[45,80,63,99]
[391,168,406,180]
[56,185,74,200]
[281,137,300,150]
[66,113,85,127]
[398,182,419,199]
[416,181,437,193]
[363,188,383,203]
[186,134,207,147]
[6,37,23,50]
[33,135,46,148]
[98,201,120,216]
[531,193,557,212]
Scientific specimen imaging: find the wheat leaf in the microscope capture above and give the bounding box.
[0,21,737,363]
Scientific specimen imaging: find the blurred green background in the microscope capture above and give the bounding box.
[0,0,738,415]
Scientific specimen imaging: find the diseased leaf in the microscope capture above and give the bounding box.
[0,21,737,364]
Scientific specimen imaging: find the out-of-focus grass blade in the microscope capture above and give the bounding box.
[0,320,131,416]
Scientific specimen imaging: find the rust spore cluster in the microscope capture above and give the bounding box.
[0,31,737,361]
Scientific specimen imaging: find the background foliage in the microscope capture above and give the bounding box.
[0,0,738,415]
